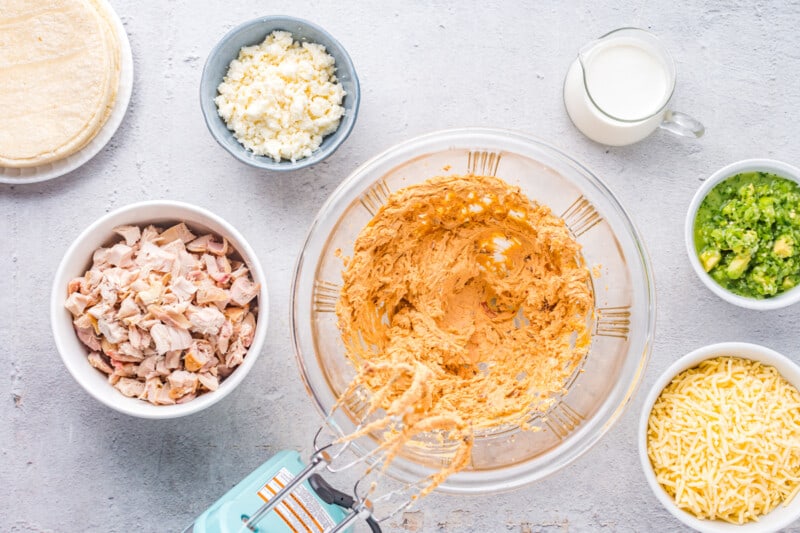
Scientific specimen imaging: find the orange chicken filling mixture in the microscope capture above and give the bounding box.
[336,174,593,494]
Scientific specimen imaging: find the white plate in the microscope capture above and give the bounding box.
[0,0,134,185]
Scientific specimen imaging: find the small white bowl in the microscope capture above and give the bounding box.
[200,16,360,171]
[639,342,800,533]
[685,158,800,310]
[50,200,269,419]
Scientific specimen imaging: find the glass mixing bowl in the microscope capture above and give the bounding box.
[291,128,655,494]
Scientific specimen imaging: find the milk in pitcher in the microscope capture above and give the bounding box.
[563,29,675,146]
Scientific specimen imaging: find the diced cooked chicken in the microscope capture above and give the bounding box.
[207,237,228,256]
[86,302,112,320]
[176,393,197,404]
[111,353,144,364]
[217,320,234,354]
[140,225,161,243]
[128,326,151,351]
[225,338,248,368]
[101,338,117,357]
[150,323,192,354]
[88,352,113,374]
[184,349,209,372]
[155,386,176,405]
[176,249,200,278]
[217,365,234,379]
[97,317,128,344]
[67,278,82,295]
[238,312,256,347]
[142,377,174,405]
[113,225,141,246]
[115,377,145,398]
[155,357,170,377]
[186,339,214,372]
[98,279,119,307]
[137,355,158,379]
[147,304,192,329]
[230,263,250,280]
[186,234,211,253]
[92,247,112,269]
[161,238,187,260]
[187,305,225,335]
[200,356,220,375]
[165,350,182,370]
[109,361,137,382]
[79,269,102,294]
[224,306,247,324]
[204,254,231,283]
[74,314,101,351]
[116,295,139,320]
[136,278,164,306]
[68,223,259,406]
[107,243,134,268]
[196,284,229,308]
[185,269,205,282]
[198,373,219,391]
[170,275,197,301]
[159,223,196,245]
[105,267,139,288]
[117,342,144,361]
[168,370,198,399]
[161,293,179,306]
[137,318,161,331]
[65,292,93,316]
[136,241,176,272]
[230,277,260,306]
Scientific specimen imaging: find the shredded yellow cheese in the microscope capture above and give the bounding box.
[647,356,800,524]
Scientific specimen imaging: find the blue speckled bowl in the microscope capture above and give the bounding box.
[200,16,360,171]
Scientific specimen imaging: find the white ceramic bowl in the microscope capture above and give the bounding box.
[685,158,800,310]
[639,342,800,533]
[50,200,269,419]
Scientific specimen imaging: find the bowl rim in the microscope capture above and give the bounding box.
[291,126,657,493]
[49,199,269,419]
[199,14,361,171]
[684,158,800,310]
[638,341,800,533]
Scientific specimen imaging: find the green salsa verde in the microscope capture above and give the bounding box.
[694,171,800,298]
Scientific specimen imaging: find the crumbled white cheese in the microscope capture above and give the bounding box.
[215,31,345,162]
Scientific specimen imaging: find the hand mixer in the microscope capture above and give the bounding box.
[184,396,438,533]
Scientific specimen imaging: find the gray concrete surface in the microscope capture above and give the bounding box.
[3,1,800,531]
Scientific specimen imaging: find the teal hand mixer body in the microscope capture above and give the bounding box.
[184,423,423,533]
[184,449,374,533]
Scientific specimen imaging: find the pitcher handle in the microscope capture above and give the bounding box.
[660,110,705,138]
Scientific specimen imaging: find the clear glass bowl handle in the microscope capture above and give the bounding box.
[660,110,705,138]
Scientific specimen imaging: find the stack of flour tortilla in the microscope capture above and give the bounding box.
[0,0,121,168]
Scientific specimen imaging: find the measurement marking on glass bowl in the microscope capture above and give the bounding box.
[544,401,584,438]
[313,279,341,313]
[594,306,631,339]
[561,195,602,237]
[343,386,371,420]
[359,178,391,216]
[467,150,502,176]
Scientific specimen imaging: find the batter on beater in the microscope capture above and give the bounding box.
[336,174,593,493]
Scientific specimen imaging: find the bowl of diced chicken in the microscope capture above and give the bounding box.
[51,200,268,418]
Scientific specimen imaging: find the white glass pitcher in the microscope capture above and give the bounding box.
[563,27,704,146]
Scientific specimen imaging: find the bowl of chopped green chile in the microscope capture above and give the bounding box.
[686,159,800,310]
